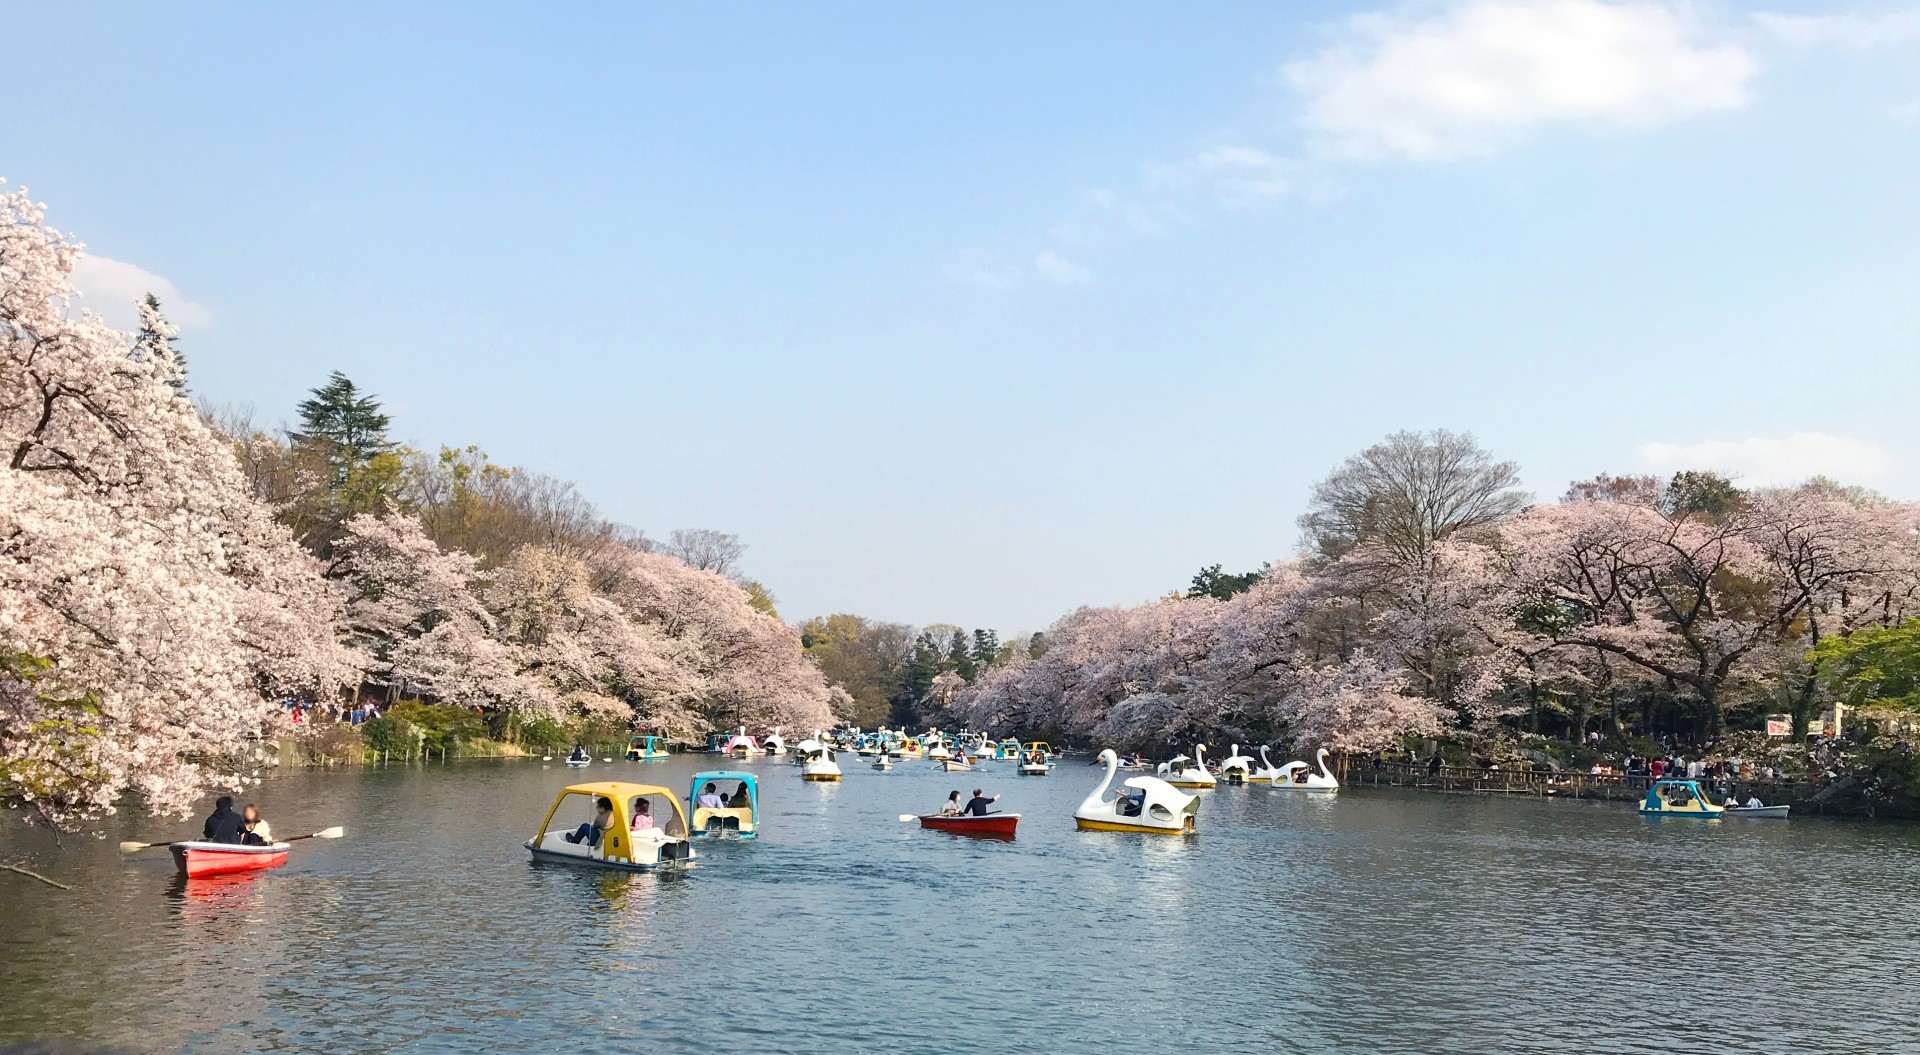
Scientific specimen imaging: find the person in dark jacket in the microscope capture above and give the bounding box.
[964,789,999,817]
[202,795,245,844]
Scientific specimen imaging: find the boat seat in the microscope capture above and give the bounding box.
[695,807,752,830]
[536,830,597,857]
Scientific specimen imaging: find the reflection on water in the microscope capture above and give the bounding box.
[4,756,1920,1054]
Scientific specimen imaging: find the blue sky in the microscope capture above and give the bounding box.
[6,1,1919,631]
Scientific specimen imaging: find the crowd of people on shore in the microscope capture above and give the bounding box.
[279,698,383,726]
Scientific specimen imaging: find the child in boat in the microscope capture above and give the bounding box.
[240,804,273,845]
[630,799,655,831]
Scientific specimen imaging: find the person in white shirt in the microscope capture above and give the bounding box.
[696,782,725,809]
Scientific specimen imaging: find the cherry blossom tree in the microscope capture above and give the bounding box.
[1,184,355,826]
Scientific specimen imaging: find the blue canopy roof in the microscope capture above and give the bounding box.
[690,770,758,797]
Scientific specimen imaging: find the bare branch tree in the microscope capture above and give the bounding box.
[1298,429,1529,567]
[663,528,746,578]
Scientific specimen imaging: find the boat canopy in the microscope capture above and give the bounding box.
[534,782,690,845]
[1641,779,1724,817]
[689,770,759,837]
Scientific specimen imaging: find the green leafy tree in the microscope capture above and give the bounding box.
[1662,470,1745,521]
[1810,620,1920,717]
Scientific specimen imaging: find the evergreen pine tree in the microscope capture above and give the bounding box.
[949,629,978,681]
[135,293,187,393]
[970,628,1000,666]
[296,371,394,454]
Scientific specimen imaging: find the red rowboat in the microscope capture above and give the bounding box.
[169,841,291,879]
[918,813,1020,837]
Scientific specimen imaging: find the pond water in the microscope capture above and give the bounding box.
[2,753,1916,1054]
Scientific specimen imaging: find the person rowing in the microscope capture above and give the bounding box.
[963,788,1000,816]
[567,744,589,763]
[201,795,246,844]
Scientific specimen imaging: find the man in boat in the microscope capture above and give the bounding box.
[568,745,589,763]
[963,789,1000,816]
[696,783,725,810]
[564,797,614,845]
[201,795,246,844]
[240,804,273,845]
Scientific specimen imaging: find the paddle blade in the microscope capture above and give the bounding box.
[312,826,345,839]
[118,841,152,853]
[897,814,917,822]
[542,756,553,762]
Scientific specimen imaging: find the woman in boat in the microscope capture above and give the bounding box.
[939,791,963,816]
[630,798,655,831]
[240,804,273,845]
[728,783,751,809]
[565,797,614,845]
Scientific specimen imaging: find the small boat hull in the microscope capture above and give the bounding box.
[919,813,1020,837]
[941,761,974,772]
[170,841,291,878]
[1018,765,1050,776]
[1074,817,1194,836]
[1725,805,1791,819]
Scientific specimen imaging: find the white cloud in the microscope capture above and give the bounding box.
[1032,251,1090,285]
[1147,145,1295,207]
[1286,0,1758,160]
[1754,10,1920,49]
[67,253,212,331]
[1636,432,1894,486]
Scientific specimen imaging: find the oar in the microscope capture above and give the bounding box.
[119,826,344,854]
[897,814,918,822]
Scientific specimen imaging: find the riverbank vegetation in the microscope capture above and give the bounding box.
[0,186,836,827]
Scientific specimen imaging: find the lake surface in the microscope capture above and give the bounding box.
[2,753,1916,1055]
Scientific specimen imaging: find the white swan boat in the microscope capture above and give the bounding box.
[1217,743,1256,785]
[1161,744,1216,789]
[1267,747,1338,792]
[1075,750,1199,835]
[798,731,842,782]
[763,727,788,756]
[1248,745,1291,785]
